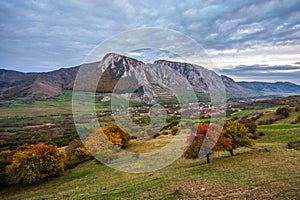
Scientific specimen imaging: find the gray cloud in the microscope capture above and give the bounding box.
[0,0,300,74]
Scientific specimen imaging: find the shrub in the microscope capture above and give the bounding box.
[295,106,300,112]
[259,132,265,137]
[85,131,118,163]
[276,105,291,116]
[6,143,65,184]
[170,125,179,135]
[258,120,267,125]
[0,150,14,186]
[287,141,300,150]
[293,114,300,124]
[65,139,93,169]
[101,124,131,148]
[84,124,131,164]
[239,118,258,139]
[139,131,149,138]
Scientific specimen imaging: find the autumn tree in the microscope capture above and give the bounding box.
[223,120,255,156]
[6,143,65,184]
[184,123,233,163]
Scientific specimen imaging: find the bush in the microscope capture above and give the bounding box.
[259,132,265,137]
[6,143,65,184]
[138,131,149,138]
[258,120,267,125]
[276,105,291,116]
[239,118,258,139]
[250,112,264,121]
[170,125,179,135]
[84,124,131,163]
[65,139,93,169]
[85,132,118,163]
[293,114,300,124]
[101,124,131,148]
[0,150,14,186]
[287,141,300,150]
[295,106,300,112]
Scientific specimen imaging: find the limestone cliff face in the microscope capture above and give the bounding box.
[0,53,252,102]
[94,53,245,103]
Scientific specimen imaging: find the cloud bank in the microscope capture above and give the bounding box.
[0,0,299,83]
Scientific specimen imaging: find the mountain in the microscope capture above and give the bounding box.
[237,81,300,96]
[1,53,287,102]
[84,53,250,103]
[0,67,78,100]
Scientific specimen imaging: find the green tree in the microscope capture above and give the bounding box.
[6,143,65,184]
[223,120,255,156]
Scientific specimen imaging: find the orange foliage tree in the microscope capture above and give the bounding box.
[184,123,233,163]
[6,143,65,184]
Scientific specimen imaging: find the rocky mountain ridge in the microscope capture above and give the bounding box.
[1,53,299,102]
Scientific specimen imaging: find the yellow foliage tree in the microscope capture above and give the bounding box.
[223,120,255,156]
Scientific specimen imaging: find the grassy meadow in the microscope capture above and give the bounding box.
[0,93,299,199]
[0,137,299,199]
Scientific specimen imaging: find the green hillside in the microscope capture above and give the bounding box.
[0,94,299,199]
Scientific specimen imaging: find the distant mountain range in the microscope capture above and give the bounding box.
[1,53,300,102]
[237,81,300,96]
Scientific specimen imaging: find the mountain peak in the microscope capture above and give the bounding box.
[103,53,144,64]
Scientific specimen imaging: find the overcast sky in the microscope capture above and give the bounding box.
[1,0,300,83]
